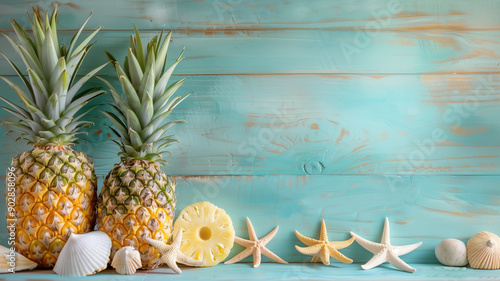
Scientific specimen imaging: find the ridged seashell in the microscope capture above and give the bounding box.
[435,239,468,266]
[467,231,500,270]
[53,231,111,276]
[111,246,142,275]
[0,245,37,273]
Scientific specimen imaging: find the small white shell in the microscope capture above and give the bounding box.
[435,239,468,266]
[0,245,37,273]
[53,231,111,276]
[111,246,142,275]
[467,231,500,270]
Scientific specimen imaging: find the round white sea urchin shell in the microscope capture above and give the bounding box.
[435,239,468,266]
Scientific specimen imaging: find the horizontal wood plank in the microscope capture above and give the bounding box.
[0,1,499,279]
[5,264,500,280]
[1,29,500,75]
[1,0,500,31]
[0,74,499,176]
[1,174,499,264]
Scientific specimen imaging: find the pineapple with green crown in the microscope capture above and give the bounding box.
[0,7,107,267]
[97,25,190,269]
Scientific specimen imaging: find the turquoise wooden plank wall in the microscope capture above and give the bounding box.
[0,0,499,266]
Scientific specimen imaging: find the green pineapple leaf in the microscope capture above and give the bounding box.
[101,26,190,162]
[0,7,106,147]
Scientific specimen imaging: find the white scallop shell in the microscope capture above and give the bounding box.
[467,231,500,270]
[111,246,142,275]
[53,231,111,276]
[435,239,468,266]
[0,245,37,273]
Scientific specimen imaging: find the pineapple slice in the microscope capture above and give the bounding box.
[173,202,234,267]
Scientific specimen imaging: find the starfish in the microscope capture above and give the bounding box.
[350,217,422,273]
[145,229,204,274]
[295,219,354,265]
[224,217,288,268]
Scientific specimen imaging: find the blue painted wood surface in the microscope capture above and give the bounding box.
[0,74,499,175]
[2,0,500,30]
[1,30,500,75]
[2,174,499,264]
[3,264,500,281]
[0,0,499,279]
[170,175,500,264]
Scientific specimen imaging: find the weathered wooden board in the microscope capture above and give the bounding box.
[1,0,500,31]
[4,264,500,281]
[1,74,499,176]
[1,174,499,264]
[172,175,500,264]
[0,0,499,280]
[1,29,500,75]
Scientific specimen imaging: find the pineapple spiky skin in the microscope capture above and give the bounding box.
[8,147,97,268]
[97,25,189,269]
[1,6,107,268]
[97,160,176,269]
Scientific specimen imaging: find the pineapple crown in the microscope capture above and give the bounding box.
[100,25,190,163]
[0,7,107,147]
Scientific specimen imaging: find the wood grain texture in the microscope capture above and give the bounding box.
[1,0,500,31]
[172,175,500,264]
[1,29,500,75]
[1,174,499,264]
[4,264,500,280]
[2,73,499,176]
[0,1,499,279]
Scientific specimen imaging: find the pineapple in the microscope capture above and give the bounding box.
[173,202,235,267]
[1,7,106,267]
[96,26,190,269]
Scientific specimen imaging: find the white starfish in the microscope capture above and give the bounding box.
[224,217,288,268]
[350,217,422,273]
[145,229,204,274]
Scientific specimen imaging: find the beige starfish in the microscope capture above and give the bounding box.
[295,219,355,265]
[224,217,288,268]
[145,229,204,274]
[350,217,422,273]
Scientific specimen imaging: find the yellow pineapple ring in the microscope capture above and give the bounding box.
[173,202,234,267]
